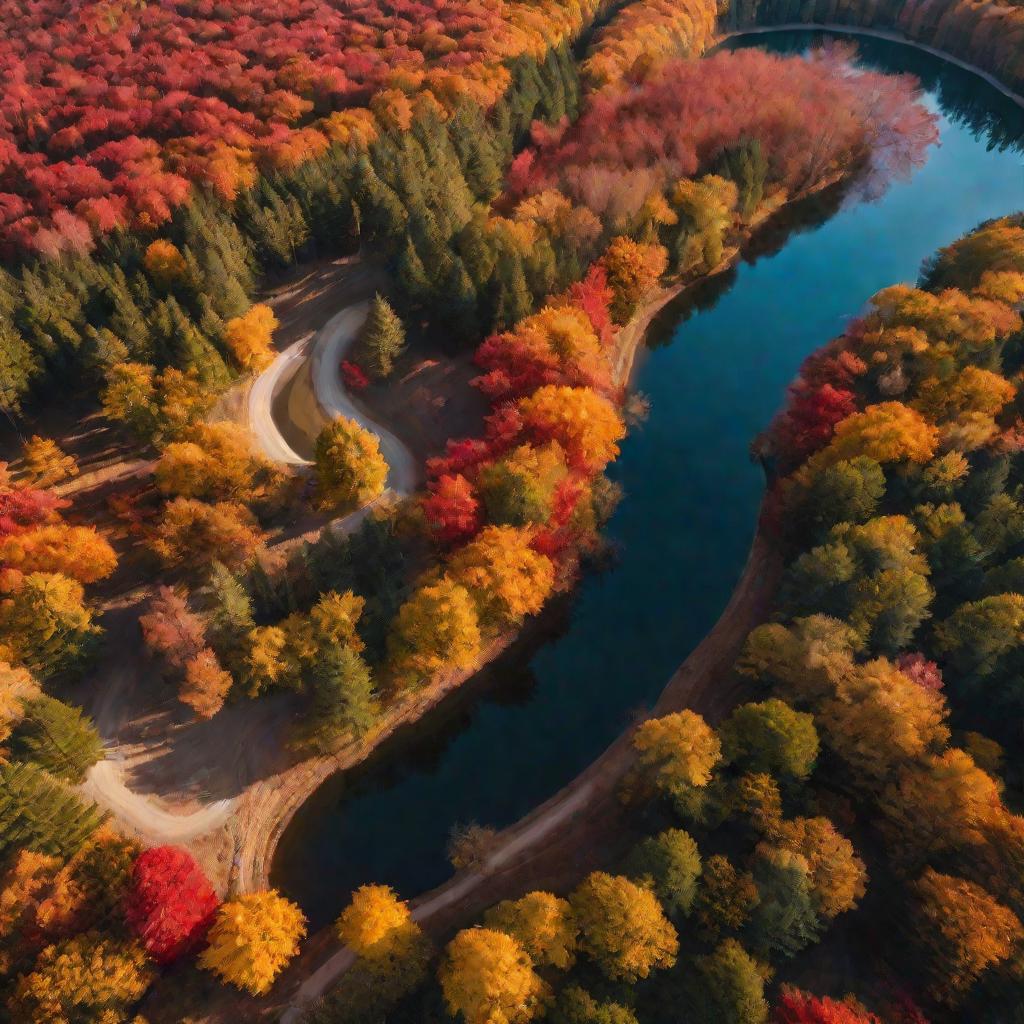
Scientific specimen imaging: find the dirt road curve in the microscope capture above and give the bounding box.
[82,761,234,844]
[247,293,418,495]
[309,302,418,494]
[248,338,314,466]
[84,267,417,857]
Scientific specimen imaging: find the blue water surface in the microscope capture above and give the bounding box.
[273,32,1024,927]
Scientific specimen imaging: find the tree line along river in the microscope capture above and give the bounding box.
[272,30,1024,929]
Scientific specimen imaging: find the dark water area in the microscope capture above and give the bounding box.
[272,32,1024,929]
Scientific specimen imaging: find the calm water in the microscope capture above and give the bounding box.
[273,32,1024,928]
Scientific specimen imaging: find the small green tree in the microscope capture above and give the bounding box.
[9,696,104,783]
[746,846,822,959]
[624,829,702,918]
[292,647,379,753]
[684,939,769,1024]
[551,986,639,1024]
[356,294,406,380]
[719,699,819,781]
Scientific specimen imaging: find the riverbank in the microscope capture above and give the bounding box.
[270,526,782,1022]
[238,180,824,896]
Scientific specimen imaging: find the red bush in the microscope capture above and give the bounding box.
[123,846,219,964]
[341,360,370,392]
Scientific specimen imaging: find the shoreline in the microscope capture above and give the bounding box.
[239,184,810,894]
[260,181,859,1019]
[129,22,1023,1024]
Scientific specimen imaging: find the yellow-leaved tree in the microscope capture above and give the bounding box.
[439,927,550,1024]
[199,890,306,994]
[314,416,389,512]
[386,576,482,690]
[335,883,431,986]
[448,526,555,631]
[336,883,413,955]
[144,239,188,288]
[631,709,722,815]
[799,402,938,477]
[225,303,279,373]
[0,523,117,585]
[483,891,578,969]
[21,436,78,487]
[0,659,41,744]
[599,236,669,323]
[9,932,153,1024]
[569,872,678,981]
[517,385,626,472]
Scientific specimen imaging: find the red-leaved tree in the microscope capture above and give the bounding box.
[774,988,882,1024]
[123,846,220,963]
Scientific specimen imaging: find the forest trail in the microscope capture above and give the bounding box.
[82,761,234,843]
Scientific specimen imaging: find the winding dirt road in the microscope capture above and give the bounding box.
[247,295,418,494]
[83,269,418,859]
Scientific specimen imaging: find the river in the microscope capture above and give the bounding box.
[272,31,1024,929]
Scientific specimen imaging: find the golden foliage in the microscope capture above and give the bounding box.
[769,817,866,919]
[0,524,117,585]
[21,437,78,488]
[483,891,578,970]
[911,868,1023,1004]
[448,526,555,630]
[386,576,482,689]
[199,891,306,995]
[9,932,153,1024]
[440,927,550,1024]
[517,385,626,471]
[314,416,389,512]
[632,710,722,792]
[569,872,678,981]
[143,239,188,288]
[336,884,413,956]
[225,304,279,373]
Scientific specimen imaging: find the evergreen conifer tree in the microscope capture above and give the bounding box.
[0,761,106,860]
[9,695,104,783]
[356,294,406,379]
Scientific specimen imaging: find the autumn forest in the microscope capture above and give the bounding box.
[0,0,1023,1022]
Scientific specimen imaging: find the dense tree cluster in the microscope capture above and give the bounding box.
[506,48,937,243]
[0,756,308,1020]
[742,216,1024,1015]
[583,0,720,90]
[304,217,1024,1024]
[0,0,610,258]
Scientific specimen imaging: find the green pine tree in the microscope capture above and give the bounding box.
[0,315,36,415]
[490,249,533,330]
[292,646,380,753]
[9,695,105,784]
[202,561,256,678]
[356,293,406,379]
[397,237,432,305]
[0,761,107,861]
